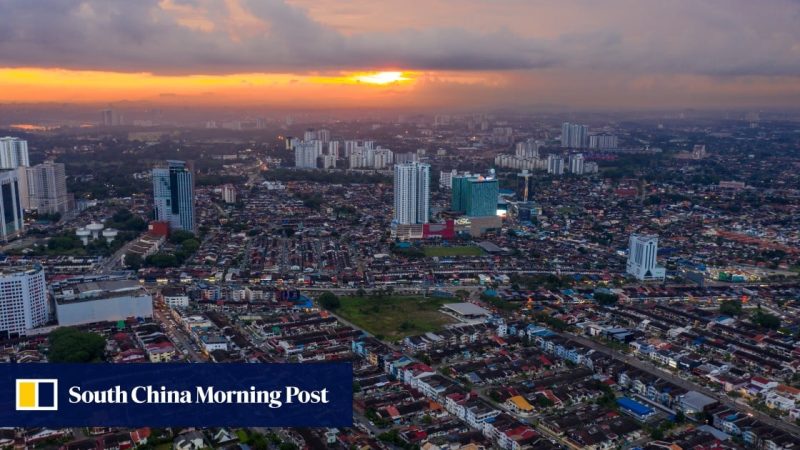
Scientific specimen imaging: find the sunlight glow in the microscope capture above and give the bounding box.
[352,71,410,85]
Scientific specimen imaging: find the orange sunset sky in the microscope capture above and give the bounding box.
[1,0,800,109]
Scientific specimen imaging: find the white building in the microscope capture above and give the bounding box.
[561,122,589,148]
[53,279,153,327]
[589,134,618,149]
[569,153,585,175]
[439,169,457,190]
[515,139,542,159]
[294,140,323,169]
[626,234,666,281]
[221,184,236,204]
[0,265,48,338]
[394,162,430,225]
[26,160,72,215]
[547,154,565,175]
[0,137,30,169]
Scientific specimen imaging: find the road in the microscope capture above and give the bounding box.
[560,331,800,437]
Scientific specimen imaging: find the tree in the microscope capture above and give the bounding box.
[318,291,341,310]
[594,291,619,306]
[124,253,143,270]
[752,310,781,329]
[48,327,106,362]
[719,300,742,317]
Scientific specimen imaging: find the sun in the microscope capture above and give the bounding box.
[353,71,410,85]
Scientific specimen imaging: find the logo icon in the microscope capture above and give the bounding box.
[16,379,58,411]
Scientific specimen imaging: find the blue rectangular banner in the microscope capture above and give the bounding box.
[0,363,353,427]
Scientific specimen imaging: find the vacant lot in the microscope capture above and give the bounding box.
[423,245,483,257]
[336,296,456,341]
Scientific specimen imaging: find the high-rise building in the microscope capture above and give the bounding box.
[152,160,195,232]
[452,173,499,217]
[327,141,340,158]
[0,265,47,338]
[294,140,323,169]
[0,137,30,169]
[316,129,331,143]
[221,184,236,204]
[515,139,541,159]
[547,154,565,175]
[569,153,585,175]
[439,169,457,190]
[393,162,430,225]
[589,134,618,149]
[100,109,124,126]
[560,122,589,148]
[0,170,24,240]
[26,161,72,215]
[626,234,666,281]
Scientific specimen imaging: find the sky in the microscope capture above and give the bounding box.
[1,0,800,110]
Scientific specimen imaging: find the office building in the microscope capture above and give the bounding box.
[626,234,666,281]
[152,160,195,232]
[26,161,72,215]
[561,122,589,148]
[0,137,30,169]
[589,134,618,149]
[53,279,153,327]
[393,162,430,225]
[452,173,499,217]
[547,154,565,175]
[294,140,322,169]
[569,153,585,175]
[0,265,47,338]
[0,170,24,240]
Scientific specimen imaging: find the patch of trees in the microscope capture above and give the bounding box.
[48,327,106,362]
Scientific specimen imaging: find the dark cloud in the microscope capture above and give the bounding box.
[0,0,798,76]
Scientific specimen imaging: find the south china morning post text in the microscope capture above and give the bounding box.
[67,384,329,408]
[1,363,353,428]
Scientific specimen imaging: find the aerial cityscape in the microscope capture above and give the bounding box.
[1,1,800,449]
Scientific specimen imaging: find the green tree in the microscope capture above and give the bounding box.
[125,253,143,270]
[48,327,106,362]
[719,300,742,317]
[318,291,341,310]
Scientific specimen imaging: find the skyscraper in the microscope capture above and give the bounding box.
[0,170,24,240]
[569,153,585,175]
[0,137,30,169]
[26,161,72,215]
[626,234,666,281]
[0,265,47,339]
[100,109,124,126]
[152,160,195,232]
[547,154,565,175]
[560,122,589,148]
[294,140,322,168]
[451,173,499,217]
[393,162,430,225]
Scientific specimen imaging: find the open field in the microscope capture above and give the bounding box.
[423,246,483,257]
[336,296,456,341]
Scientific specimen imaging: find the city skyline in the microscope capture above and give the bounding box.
[1,0,799,110]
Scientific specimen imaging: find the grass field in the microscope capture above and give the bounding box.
[423,245,483,257]
[336,296,456,341]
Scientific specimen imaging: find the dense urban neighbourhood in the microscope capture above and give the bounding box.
[1,110,800,450]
